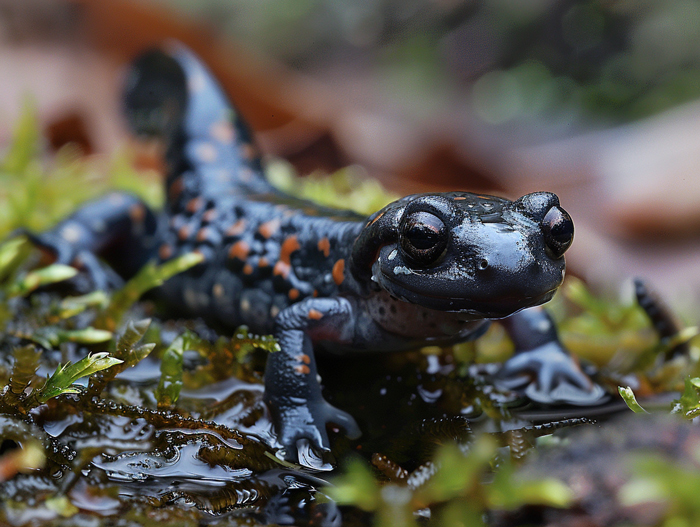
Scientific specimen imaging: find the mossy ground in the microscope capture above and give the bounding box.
[1,109,700,526]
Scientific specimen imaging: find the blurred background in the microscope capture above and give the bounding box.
[2,0,700,310]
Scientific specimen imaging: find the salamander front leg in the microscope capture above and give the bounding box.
[24,192,159,290]
[265,297,361,462]
[495,307,607,405]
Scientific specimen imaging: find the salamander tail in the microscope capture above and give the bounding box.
[123,42,268,191]
[123,46,188,140]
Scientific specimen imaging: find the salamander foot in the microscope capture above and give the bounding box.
[494,342,608,406]
[271,397,361,467]
[24,231,122,291]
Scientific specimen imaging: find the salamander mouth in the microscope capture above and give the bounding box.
[378,271,558,317]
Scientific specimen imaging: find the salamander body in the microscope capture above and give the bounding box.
[31,45,606,461]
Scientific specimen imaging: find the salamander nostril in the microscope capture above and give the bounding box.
[542,206,574,258]
[478,259,489,270]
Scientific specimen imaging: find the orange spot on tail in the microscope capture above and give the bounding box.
[288,288,300,300]
[294,364,311,375]
[332,259,345,285]
[258,219,281,239]
[210,120,235,143]
[243,263,254,275]
[197,143,217,163]
[226,219,246,237]
[317,237,331,257]
[296,354,311,364]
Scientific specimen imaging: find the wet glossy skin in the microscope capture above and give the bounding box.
[358,191,568,316]
[30,44,606,462]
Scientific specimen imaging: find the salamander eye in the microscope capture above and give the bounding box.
[542,206,574,258]
[400,211,447,265]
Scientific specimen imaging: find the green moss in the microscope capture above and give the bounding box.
[0,103,161,238]
[1,106,700,527]
[266,160,397,215]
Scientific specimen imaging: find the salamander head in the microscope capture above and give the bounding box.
[350,191,573,318]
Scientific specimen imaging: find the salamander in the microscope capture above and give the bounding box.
[28,44,606,461]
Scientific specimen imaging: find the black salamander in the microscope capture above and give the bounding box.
[29,44,606,461]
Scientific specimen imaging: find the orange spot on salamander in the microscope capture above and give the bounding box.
[241,143,257,161]
[273,235,300,279]
[296,354,311,364]
[210,120,235,143]
[45,250,67,267]
[239,167,254,182]
[197,143,217,163]
[186,197,203,213]
[168,177,184,200]
[178,225,191,241]
[308,309,323,320]
[288,288,300,300]
[196,227,209,242]
[332,259,345,285]
[243,263,254,275]
[129,203,145,224]
[294,365,311,375]
[226,219,247,237]
[453,196,466,200]
[317,237,331,257]
[158,244,173,260]
[202,208,218,223]
[259,257,269,267]
[229,241,250,260]
[258,219,281,239]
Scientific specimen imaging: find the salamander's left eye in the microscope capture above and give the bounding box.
[542,206,574,258]
[400,211,447,265]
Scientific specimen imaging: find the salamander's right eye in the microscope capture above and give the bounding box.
[542,206,574,258]
[400,211,447,266]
